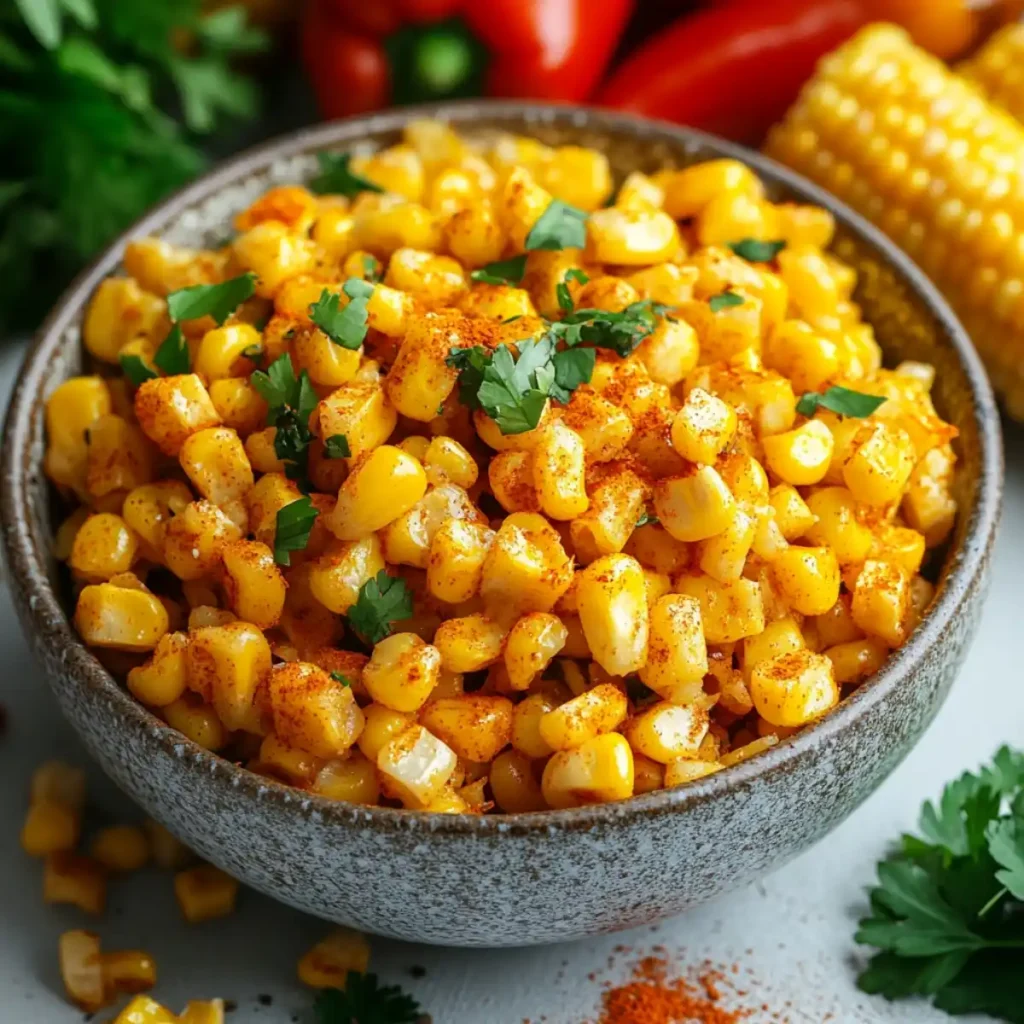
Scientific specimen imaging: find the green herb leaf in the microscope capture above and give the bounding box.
[636,512,659,528]
[556,267,589,313]
[550,347,596,404]
[311,152,384,198]
[166,273,257,325]
[796,385,887,419]
[476,342,551,435]
[241,343,264,368]
[728,238,787,262]
[708,290,744,313]
[324,435,351,459]
[309,279,373,350]
[470,255,527,287]
[153,324,189,375]
[16,0,63,49]
[988,819,1024,900]
[196,6,268,55]
[251,354,317,422]
[347,571,414,646]
[329,672,353,688]
[362,254,380,283]
[525,199,588,251]
[60,0,97,31]
[273,497,319,566]
[551,299,670,358]
[168,55,259,134]
[119,353,156,387]
[314,972,423,1024]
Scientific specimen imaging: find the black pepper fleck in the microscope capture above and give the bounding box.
[409,965,427,978]
[257,994,273,1007]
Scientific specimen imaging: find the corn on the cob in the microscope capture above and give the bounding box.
[767,24,1024,416]
[959,23,1024,124]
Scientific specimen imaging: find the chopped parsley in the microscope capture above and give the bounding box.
[119,353,157,387]
[556,267,589,313]
[525,199,588,251]
[470,255,527,287]
[323,434,351,459]
[635,511,659,528]
[166,272,257,325]
[309,278,374,350]
[708,290,745,313]
[347,571,414,646]
[796,385,887,419]
[273,497,319,566]
[311,151,384,198]
[550,299,672,358]
[362,254,381,283]
[251,354,319,487]
[152,324,190,375]
[329,672,353,688]
[728,238,787,262]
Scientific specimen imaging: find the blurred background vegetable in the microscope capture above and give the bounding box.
[0,0,266,333]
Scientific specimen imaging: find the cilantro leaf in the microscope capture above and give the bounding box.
[251,354,317,423]
[310,279,373,350]
[525,199,588,251]
[796,385,887,419]
[273,497,319,566]
[476,342,551,435]
[550,347,595,405]
[314,972,422,1024]
[347,571,414,646]
[987,819,1024,900]
[708,290,744,313]
[119,353,156,387]
[153,324,189,375]
[728,238,787,262]
[556,267,589,313]
[445,346,489,412]
[636,511,659,528]
[329,672,353,688]
[311,152,384,197]
[552,299,670,358]
[166,272,257,325]
[470,255,527,287]
[324,435,351,459]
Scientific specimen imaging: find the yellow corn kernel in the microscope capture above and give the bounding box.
[357,704,414,762]
[443,200,505,267]
[309,535,385,615]
[696,505,757,583]
[420,695,514,762]
[45,376,112,496]
[134,374,221,457]
[534,145,609,210]
[531,420,588,521]
[235,184,318,233]
[669,388,736,464]
[538,683,628,752]
[509,693,556,759]
[232,221,315,298]
[541,733,634,808]
[673,573,765,644]
[495,166,552,250]
[424,435,478,489]
[570,466,647,564]
[804,487,874,564]
[186,620,271,731]
[179,427,253,509]
[764,320,841,393]
[502,613,568,690]
[385,247,466,307]
[697,190,776,246]
[769,483,817,540]
[84,277,166,362]
[74,581,169,651]
[660,160,763,219]
[614,170,664,212]
[488,449,539,514]
[575,275,640,313]
[59,930,106,1012]
[353,195,440,259]
[432,615,506,674]
[624,523,689,576]
[574,554,649,677]
[178,1000,226,1024]
[91,825,150,873]
[639,595,708,704]
[653,465,736,543]
[680,290,763,362]
[762,420,834,486]
[326,445,427,541]
[164,500,243,581]
[489,750,545,812]
[377,724,457,808]
[70,513,139,582]
[664,759,723,786]
[824,638,889,685]
[31,761,86,809]
[122,480,193,555]
[174,864,239,923]
[144,820,192,870]
[749,649,839,727]
[298,927,371,990]
[255,733,323,785]
[22,801,80,857]
[362,633,442,713]
[851,559,912,647]
[193,323,260,381]
[268,662,364,759]
[380,483,484,569]
[220,540,286,629]
[163,697,228,751]
[318,379,397,461]
[53,508,90,563]
[871,524,926,578]
[112,995,174,1024]
[741,617,805,680]
[480,512,573,615]
[842,422,917,507]
[102,949,158,999]
[84,414,156,503]
[44,852,106,915]
[626,754,663,795]
[770,545,841,616]
[633,318,698,387]
[585,207,679,265]
[188,606,236,630]
[559,387,633,462]
[427,519,494,604]
[313,753,380,804]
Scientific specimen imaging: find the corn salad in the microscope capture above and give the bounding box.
[46,119,958,814]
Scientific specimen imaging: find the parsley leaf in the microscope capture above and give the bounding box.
[728,238,787,262]
[476,341,552,435]
[988,819,1024,900]
[273,497,319,566]
[796,385,887,419]
[311,152,384,197]
[310,279,373,349]
[119,353,156,387]
[251,354,319,487]
[362,254,381,283]
[324,435,351,459]
[166,272,257,325]
[525,199,588,251]
[556,267,589,313]
[708,290,744,313]
[551,299,670,358]
[314,972,422,1024]
[152,324,189,375]
[636,511,659,528]
[470,255,527,286]
[550,347,596,405]
[347,571,414,646]
[329,672,353,688]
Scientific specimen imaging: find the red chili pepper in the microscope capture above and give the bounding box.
[597,0,868,145]
[302,0,634,119]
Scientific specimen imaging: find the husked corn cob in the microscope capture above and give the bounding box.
[959,24,1024,124]
[767,24,1024,416]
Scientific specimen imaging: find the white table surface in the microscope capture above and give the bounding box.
[0,337,1017,1024]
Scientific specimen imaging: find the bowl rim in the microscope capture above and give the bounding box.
[0,99,1003,836]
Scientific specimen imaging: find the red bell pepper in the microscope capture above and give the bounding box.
[597,0,868,145]
[303,0,635,120]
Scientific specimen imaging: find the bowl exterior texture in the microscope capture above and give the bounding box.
[1,102,1002,947]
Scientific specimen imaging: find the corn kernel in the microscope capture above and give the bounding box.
[653,466,736,543]
[489,750,546,812]
[673,573,765,645]
[362,633,442,712]
[269,662,364,758]
[376,724,457,807]
[541,733,634,808]
[43,852,106,914]
[749,649,838,727]
[298,928,371,989]
[851,559,912,647]
[770,545,841,616]
[639,595,708,704]
[762,420,834,486]
[91,825,150,873]
[174,864,239,923]
[420,695,514,762]
[624,702,709,764]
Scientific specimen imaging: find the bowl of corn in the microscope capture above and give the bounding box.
[0,102,1001,946]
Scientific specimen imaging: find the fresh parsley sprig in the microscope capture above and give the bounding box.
[550,299,672,358]
[728,238,787,262]
[310,279,374,350]
[708,290,745,313]
[166,272,257,325]
[470,255,527,287]
[525,199,588,251]
[856,746,1024,1022]
[347,571,414,646]
[797,385,887,418]
[314,972,423,1024]
[556,268,589,313]
[311,152,385,198]
[251,354,320,487]
[119,353,157,387]
[152,324,189,375]
[273,497,319,567]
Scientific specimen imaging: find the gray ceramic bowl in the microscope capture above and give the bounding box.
[0,102,1003,947]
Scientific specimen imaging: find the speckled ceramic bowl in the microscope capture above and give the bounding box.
[0,102,1003,947]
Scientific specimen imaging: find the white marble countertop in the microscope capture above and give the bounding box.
[0,338,1017,1023]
